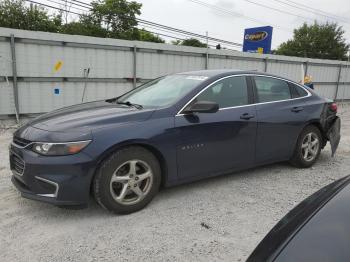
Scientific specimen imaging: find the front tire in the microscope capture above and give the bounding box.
[290,125,322,168]
[93,146,161,214]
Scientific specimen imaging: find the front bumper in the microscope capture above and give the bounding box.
[9,143,96,206]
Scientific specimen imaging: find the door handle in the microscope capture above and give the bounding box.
[291,106,304,113]
[240,113,255,120]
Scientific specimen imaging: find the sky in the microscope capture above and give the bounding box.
[133,0,350,51]
[45,0,350,51]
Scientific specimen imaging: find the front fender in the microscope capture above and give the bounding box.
[85,117,178,187]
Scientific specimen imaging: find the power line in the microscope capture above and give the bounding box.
[28,0,186,41]
[24,0,242,48]
[136,18,242,46]
[242,0,314,22]
[187,0,293,33]
[282,0,350,23]
[61,0,243,46]
[44,0,243,46]
[71,0,91,8]
[26,0,81,13]
[45,0,88,12]
[271,0,350,25]
[139,24,240,50]
[72,0,242,41]
[34,0,236,49]
[65,0,90,10]
[139,23,209,42]
[141,27,230,49]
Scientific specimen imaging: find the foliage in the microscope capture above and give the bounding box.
[59,21,107,38]
[0,0,165,43]
[0,0,60,32]
[171,38,207,47]
[138,29,164,43]
[90,0,140,32]
[170,39,182,45]
[276,22,349,60]
[181,38,207,47]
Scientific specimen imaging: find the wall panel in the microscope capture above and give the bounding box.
[0,27,349,116]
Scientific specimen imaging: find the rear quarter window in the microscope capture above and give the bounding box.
[289,83,309,98]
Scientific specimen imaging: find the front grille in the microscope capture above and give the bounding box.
[10,153,25,175]
[13,136,31,148]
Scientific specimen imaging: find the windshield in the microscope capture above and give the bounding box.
[117,74,208,107]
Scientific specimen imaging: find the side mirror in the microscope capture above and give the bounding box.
[183,101,219,114]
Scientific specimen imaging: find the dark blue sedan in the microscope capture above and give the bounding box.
[10,70,340,214]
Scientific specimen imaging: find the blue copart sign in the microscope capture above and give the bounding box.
[243,26,273,54]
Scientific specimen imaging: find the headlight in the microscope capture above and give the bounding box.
[32,140,91,156]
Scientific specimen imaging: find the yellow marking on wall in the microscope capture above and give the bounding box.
[54,61,63,72]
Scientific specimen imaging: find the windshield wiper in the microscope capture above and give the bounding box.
[116,100,143,110]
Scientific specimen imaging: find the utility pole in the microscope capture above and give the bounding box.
[64,0,71,24]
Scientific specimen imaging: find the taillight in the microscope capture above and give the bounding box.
[329,102,337,113]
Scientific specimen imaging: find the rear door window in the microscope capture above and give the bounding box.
[254,76,291,103]
[196,76,248,108]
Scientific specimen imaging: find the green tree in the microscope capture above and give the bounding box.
[181,38,207,47]
[89,0,141,39]
[0,0,165,43]
[276,22,349,60]
[138,29,164,43]
[82,0,165,42]
[0,0,60,32]
[172,38,207,47]
[171,39,182,45]
[60,14,108,37]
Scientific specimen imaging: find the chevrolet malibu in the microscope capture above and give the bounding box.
[10,70,340,214]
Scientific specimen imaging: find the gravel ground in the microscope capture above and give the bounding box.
[0,104,349,262]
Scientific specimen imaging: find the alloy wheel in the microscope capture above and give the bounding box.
[301,132,320,162]
[109,160,153,205]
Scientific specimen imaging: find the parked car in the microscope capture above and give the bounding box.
[247,175,350,262]
[9,69,340,214]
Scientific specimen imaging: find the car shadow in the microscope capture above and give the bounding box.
[20,151,336,218]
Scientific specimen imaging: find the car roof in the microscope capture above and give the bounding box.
[176,69,286,80]
[177,69,244,76]
[247,175,350,262]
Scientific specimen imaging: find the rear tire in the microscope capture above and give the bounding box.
[290,125,322,168]
[93,146,161,214]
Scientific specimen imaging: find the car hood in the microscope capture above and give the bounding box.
[26,100,155,132]
[247,175,350,262]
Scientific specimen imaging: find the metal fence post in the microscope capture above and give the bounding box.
[205,31,209,69]
[133,45,137,89]
[10,34,20,122]
[304,61,308,76]
[205,52,209,70]
[264,58,268,72]
[334,64,342,100]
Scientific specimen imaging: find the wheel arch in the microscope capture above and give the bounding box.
[90,140,168,192]
[304,120,327,148]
